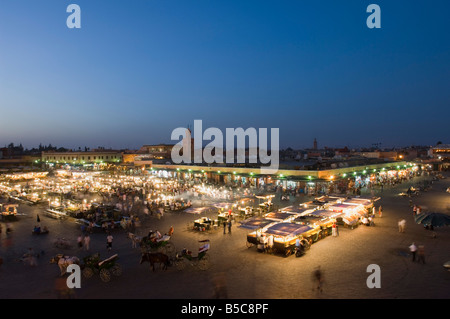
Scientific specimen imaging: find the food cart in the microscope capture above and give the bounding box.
[342,196,380,216]
[262,223,317,256]
[279,205,317,216]
[193,216,216,231]
[262,211,301,223]
[313,195,344,207]
[0,204,18,220]
[256,195,274,214]
[45,208,68,219]
[236,197,256,218]
[305,210,343,238]
[239,217,278,247]
[292,211,335,231]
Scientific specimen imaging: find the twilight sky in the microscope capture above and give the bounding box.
[1,0,449,150]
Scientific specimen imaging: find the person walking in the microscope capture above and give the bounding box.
[378,205,382,218]
[84,234,90,251]
[409,242,417,262]
[398,219,406,233]
[6,223,12,235]
[227,218,232,234]
[312,266,324,293]
[417,245,425,264]
[77,235,83,250]
[106,233,113,251]
[223,220,227,234]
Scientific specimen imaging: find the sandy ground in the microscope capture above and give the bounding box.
[0,172,449,300]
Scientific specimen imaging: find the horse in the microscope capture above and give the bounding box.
[139,252,170,272]
[50,254,80,276]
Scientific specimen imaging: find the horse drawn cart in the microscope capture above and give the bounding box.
[138,233,176,256]
[174,239,211,271]
[81,253,122,282]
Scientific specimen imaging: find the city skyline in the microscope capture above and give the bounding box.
[0,139,443,153]
[1,1,449,150]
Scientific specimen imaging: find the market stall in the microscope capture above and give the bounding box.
[313,195,344,206]
[262,223,316,256]
[0,204,19,220]
[240,217,278,247]
[279,204,317,216]
[263,211,298,222]
[193,216,216,231]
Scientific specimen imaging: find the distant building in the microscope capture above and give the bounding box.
[432,144,450,159]
[138,144,174,161]
[41,151,122,165]
[358,151,397,161]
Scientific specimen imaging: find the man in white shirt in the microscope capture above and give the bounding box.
[409,242,417,262]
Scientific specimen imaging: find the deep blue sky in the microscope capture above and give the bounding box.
[1,0,449,150]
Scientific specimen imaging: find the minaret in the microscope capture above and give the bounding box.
[313,138,318,150]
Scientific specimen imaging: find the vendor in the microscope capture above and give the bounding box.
[361,216,369,226]
[267,235,274,249]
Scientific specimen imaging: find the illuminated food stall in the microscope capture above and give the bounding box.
[328,203,363,214]
[279,204,317,216]
[0,204,19,220]
[342,197,376,211]
[193,216,215,231]
[240,217,278,246]
[45,208,68,219]
[292,211,336,239]
[306,209,343,236]
[263,211,298,222]
[262,223,316,256]
[313,195,345,207]
[256,195,274,213]
[327,202,366,228]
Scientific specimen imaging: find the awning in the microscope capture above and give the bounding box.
[264,212,293,221]
[264,223,313,237]
[238,217,276,230]
[279,205,315,214]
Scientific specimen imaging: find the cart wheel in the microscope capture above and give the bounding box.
[100,269,111,282]
[82,267,94,279]
[165,242,176,255]
[175,258,186,271]
[111,264,122,276]
[198,254,210,271]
